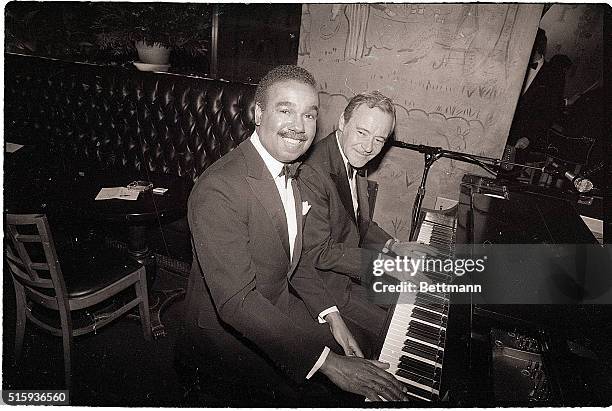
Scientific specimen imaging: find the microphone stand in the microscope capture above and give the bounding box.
[391,140,547,241]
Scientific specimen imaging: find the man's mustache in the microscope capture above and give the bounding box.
[278,130,307,141]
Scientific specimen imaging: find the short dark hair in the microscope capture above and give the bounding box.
[254,65,317,110]
[342,91,396,125]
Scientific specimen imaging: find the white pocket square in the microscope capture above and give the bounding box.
[302,201,311,216]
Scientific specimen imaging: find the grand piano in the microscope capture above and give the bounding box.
[375,173,611,405]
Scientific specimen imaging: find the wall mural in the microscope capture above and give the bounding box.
[299,3,542,239]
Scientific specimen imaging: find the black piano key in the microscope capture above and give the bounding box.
[416,292,447,305]
[405,337,444,355]
[401,355,442,380]
[404,338,439,357]
[407,321,443,338]
[423,289,447,299]
[397,360,434,383]
[409,320,445,339]
[428,231,451,243]
[395,366,436,387]
[415,300,447,315]
[416,306,445,322]
[431,230,453,238]
[399,355,437,376]
[420,290,447,300]
[412,307,444,324]
[413,307,448,328]
[402,342,440,362]
[408,327,446,348]
[406,329,440,346]
[416,303,445,315]
[395,372,434,400]
[423,218,455,229]
[411,311,443,328]
[408,324,439,342]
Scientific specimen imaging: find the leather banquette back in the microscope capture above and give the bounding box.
[5,53,256,182]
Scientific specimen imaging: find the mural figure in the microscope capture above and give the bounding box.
[330,4,398,62]
[298,4,311,56]
[433,4,480,71]
[331,4,370,62]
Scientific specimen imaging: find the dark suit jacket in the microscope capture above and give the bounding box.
[296,133,391,332]
[507,61,566,149]
[185,138,336,383]
[304,132,392,251]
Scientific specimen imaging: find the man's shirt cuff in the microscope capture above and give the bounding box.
[382,238,396,254]
[306,346,330,379]
[317,306,339,324]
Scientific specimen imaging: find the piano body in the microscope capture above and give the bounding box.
[375,173,611,405]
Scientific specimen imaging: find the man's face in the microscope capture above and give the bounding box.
[338,104,394,168]
[255,80,318,163]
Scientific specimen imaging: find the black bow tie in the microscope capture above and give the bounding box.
[347,163,365,180]
[279,162,300,186]
[529,62,539,70]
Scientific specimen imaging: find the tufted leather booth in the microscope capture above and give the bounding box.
[5,53,256,182]
[5,53,257,263]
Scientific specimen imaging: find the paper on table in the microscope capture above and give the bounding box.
[580,215,603,244]
[6,142,24,153]
[95,187,140,201]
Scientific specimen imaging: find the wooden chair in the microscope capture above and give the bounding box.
[5,213,152,390]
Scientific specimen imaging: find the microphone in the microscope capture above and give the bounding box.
[549,162,594,193]
[500,145,516,171]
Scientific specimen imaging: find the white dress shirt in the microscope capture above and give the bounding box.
[250,132,335,379]
[251,132,298,259]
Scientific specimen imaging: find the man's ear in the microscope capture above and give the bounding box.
[337,113,345,132]
[255,103,263,126]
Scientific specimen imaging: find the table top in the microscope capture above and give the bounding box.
[5,167,192,225]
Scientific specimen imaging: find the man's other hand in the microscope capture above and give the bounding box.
[377,253,434,286]
[515,137,530,150]
[390,241,440,258]
[319,351,410,401]
[325,311,364,357]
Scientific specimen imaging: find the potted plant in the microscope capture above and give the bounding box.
[93,3,210,70]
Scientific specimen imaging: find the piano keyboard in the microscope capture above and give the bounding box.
[374,210,457,401]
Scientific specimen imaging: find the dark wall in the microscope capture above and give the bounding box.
[217,4,302,83]
[5,2,302,83]
[4,53,256,182]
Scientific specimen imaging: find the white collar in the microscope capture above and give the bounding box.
[250,131,284,179]
[532,57,544,71]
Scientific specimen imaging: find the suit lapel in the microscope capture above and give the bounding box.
[287,182,303,278]
[355,174,371,238]
[326,137,358,223]
[241,142,291,261]
[330,173,356,223]
[355,174,371,223]
[523,62,548,101]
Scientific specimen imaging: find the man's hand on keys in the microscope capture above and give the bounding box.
[319,351,410,401]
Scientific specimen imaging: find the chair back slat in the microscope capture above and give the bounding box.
[5,214,68,298]
[13,234,43,243]
[5,246,53,289]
